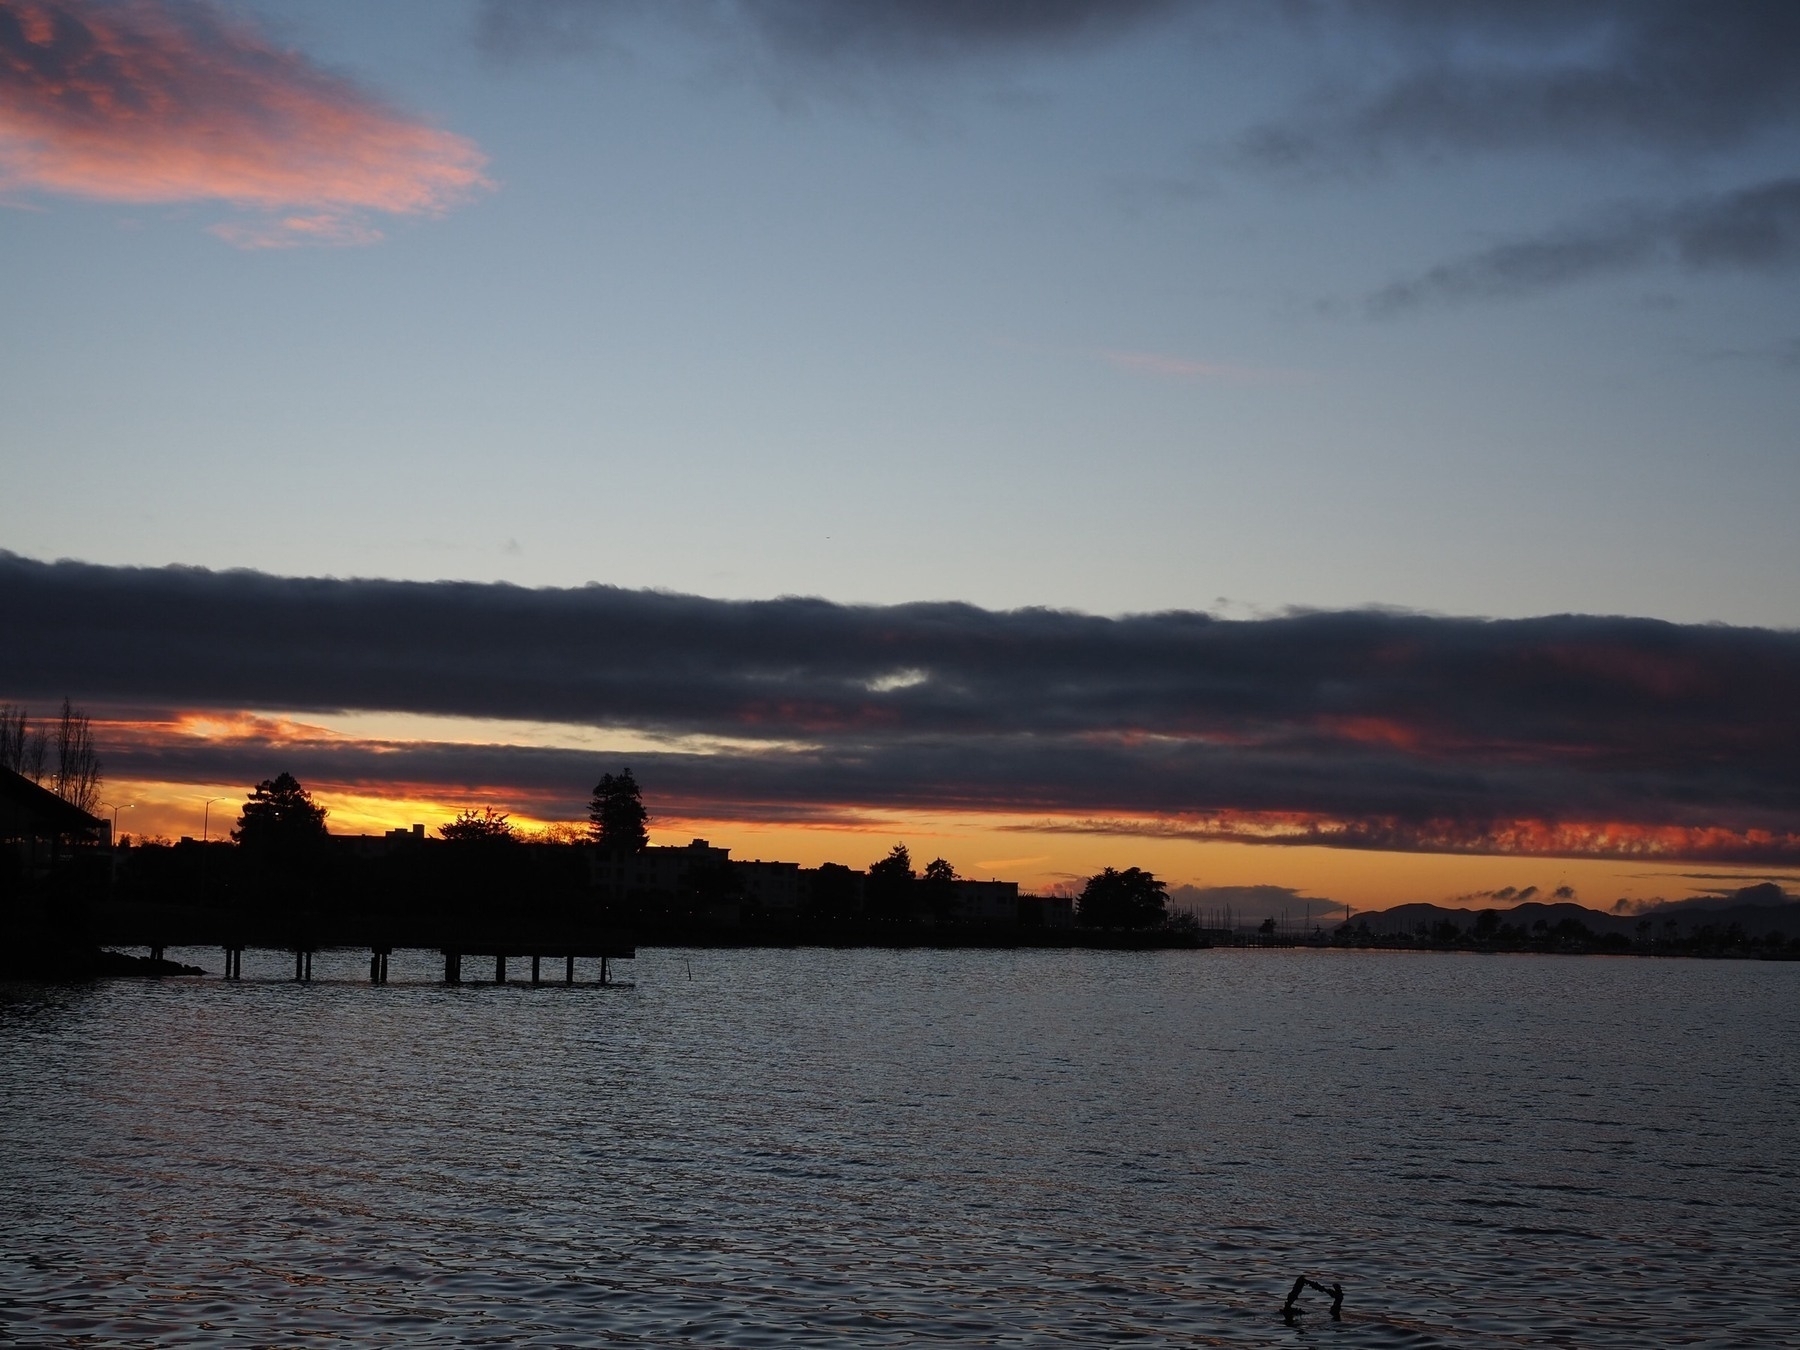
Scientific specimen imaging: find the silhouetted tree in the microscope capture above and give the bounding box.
[435,806,523,918]
[589,768,648,852]
[866,843,916,922]
[52,699,101,814]
[920,856,960,923]
[1077,866,1168,929]
[233,772,328,867]
[0,705,47,783]
[439,807,515,842]
[802,862,861,922]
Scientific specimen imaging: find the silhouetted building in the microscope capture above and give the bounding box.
[1,765,105,884]
[954,879,1021,922]
[591,838,730,899]
[1018,894,1075,929]
[334,825,428,859]
[734,859,803,912]
[797,864,865,917]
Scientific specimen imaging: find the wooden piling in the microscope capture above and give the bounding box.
[295,948,304,982]
[304,950,312,982]
[531,955,541,986]
[444,950,460,985]
[496,954,506,985]
[379,950,389,984]
[601,955,608,986]
[565,955,574,985]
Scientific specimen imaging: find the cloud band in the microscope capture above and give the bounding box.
[4,552,1797,861]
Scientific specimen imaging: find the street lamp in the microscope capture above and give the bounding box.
[202,797,220,843]
[99,800,133,844]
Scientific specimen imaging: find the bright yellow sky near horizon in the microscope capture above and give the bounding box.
[106,773,1770,915]
[88,705,1791,915]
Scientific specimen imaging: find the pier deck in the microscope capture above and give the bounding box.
[81,902,634,984]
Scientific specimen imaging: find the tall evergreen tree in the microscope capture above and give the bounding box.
[233,772,328,862]
[588,768,649,852]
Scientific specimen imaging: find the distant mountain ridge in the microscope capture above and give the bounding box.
[1349,887,1800,941]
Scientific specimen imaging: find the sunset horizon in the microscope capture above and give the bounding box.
[5,548,1795,915]
[5,3,1797,1344]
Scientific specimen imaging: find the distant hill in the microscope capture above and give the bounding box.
[1349,891,1800,941]
[1351,900,1635,937]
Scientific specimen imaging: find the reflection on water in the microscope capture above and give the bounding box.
[2,949,1795,1346]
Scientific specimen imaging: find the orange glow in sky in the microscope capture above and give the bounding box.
[105,772,1768,916]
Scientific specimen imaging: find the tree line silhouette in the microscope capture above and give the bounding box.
[101,767,1183,938]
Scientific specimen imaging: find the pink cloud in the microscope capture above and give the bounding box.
[0,0,490,246]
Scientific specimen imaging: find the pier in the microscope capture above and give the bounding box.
[88,902,633,984]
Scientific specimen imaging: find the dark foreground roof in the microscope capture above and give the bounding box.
[0,765,104,839]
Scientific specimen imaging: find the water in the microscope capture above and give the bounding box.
[2,948,1795,1346]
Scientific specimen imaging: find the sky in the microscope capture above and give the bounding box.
[3,1,1798,915]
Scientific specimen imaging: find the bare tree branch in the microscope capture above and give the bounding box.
[52,698,102,815]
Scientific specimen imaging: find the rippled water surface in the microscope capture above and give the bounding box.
[2,948,1796,1346]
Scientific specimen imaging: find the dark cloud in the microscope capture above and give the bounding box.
[1672,871,1800,884]
[718,0,1185,64]
[4,552,1799,861]
[1676,177,1800,270]
[1242,2,1800,167]
[1002,815,1799,866]
[1168,883,1339,924]
[1370,177,1800,312]
[1451,883,1574,904]
[1608,886,1800,927]
[474,0,1183,67]
[1642,880,1795,911]
[479,4,1800,161]
[1457,885,1540,904]
[471,4,1800,312]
